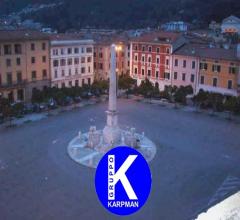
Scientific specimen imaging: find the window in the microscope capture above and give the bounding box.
[134,45,138,51]
[68,48,72,54]
[41,69,47,79]
[69,81,72,87]
[148,57,151,63]
[42,43,46,50]
[200,76,204,84]
[166,59,169,66]
[228,80,233,89]
[74,48,79,54]
[87,57,92,63]
[99,52,103,58]
[68,58,73,65]
[164,72,170,80]
[75,68,78,74]
[182,73,186,81]
[134,55,138,61]
[53,49,58,55]
[82,79,85,85]
[81,67,85,74]
[4,45,11,55]
[200,62,208,70]
[62,82,65,88]
[31,43,35,51]
[156,47,160,53]
[191,74,195,83]
[62,70,65,77]
[148,46,152,52]
[142,55,145,62]
[74,58,79,65]
[81,57,85,63]
[166,48,170,54]
[32,71,37,80]
[229,66,236,74]
[213,78,218,87]
[7,73,12,85]
[17,89,24,100]
[88,78,91,85]
[53,60,59,67]
[134,67,138,74]
[60,59,66,66]
[54,70,58,78]
[61,48,64,55]
[86,47,92,53]
[174,72,178,80]
[183,60,186,68]
[147,70,151,76]
[31,57,35,64]
[156,57,160,64]
[6,59,11,67]
[16,57,21,66]
[42,56,46,63]
[82,47,85,53]
[69,69,72,76]
[142,46,145,52]
[88,66,91,73]
[75,80,79,87]
[14,44,22,54]
[174,59,178,67]
[156,71,159,78]
[212,64,221,73]
[17,72,22,83]
[192,61,196,69]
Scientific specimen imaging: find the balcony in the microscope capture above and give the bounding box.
[0,80,27,89]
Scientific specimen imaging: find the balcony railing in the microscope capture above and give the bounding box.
[0,80,27,89]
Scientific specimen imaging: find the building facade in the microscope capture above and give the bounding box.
[50,36,94,88]
[0,30,50,102]
[172,45,199,93]
[94,40,130,80]
[221,15,240,35]
[130,32,186,90]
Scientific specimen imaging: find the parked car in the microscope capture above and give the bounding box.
[73,96,82,103]
[48,98,57,109]
[23,103,34,114]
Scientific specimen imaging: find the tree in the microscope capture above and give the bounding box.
[137,78,154,98]
[193,89,208,111]
[224,96,238,120]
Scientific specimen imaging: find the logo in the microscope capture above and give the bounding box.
[95,146,152,216]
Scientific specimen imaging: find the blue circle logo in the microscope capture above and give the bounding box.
[95,146,152,216]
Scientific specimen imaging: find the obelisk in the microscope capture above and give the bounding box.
[103,44,121,146]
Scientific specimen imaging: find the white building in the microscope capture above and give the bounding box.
[50,36,94,88]
[161,21,189,32]
[221,15,240,35]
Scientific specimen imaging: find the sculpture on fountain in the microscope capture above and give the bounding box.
[67,44,156,168]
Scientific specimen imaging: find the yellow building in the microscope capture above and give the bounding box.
[0,30,50,102]
[196,45,240,96]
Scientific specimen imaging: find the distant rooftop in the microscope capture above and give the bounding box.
[174,43,239,61]
[131,31,182,44]
[0,30,49,42]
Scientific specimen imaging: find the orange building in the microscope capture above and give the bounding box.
[0,30,50,102]
[94,38,130,80]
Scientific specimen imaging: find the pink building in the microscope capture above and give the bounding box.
[172,44,200,93]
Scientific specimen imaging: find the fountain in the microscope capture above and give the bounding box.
[67,44,156,168]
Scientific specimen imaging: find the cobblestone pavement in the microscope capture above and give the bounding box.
[0,99,240,220]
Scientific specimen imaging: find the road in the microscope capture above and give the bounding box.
[0,99,240,220]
